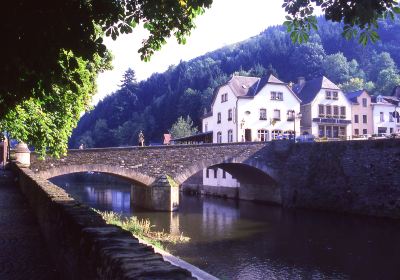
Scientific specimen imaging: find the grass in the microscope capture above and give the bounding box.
[94,210,190,251]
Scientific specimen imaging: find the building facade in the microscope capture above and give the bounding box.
[293,76,352,139]
[345,90,374,137]
[200,74,301,197]
[372,95,400,135]
[202,74,302,143]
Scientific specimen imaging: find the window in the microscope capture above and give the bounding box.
[390,128,394,133]
[287,110,295,120]
[206,169,210,178]
[319,126,325,137]
[228,109,232,121]
[214,168,217,178]
[259,108,267,120]
[217,112,221,124]
[354,115,359,123]
[205,123,208,132]
[318,105,325,117]
[333,106,339,117]
[339,126,346,137]
[380,112,384,122]
[273,109,281,120]
[362,98,367,107]
[326,105,332,116]
[271,91,283,100]
[221,93,228,103]
[354,129,359,135]
[326,126,332,138]
[389,112,394,122]
[363,129,367,135]
[227,130,233,143]
[257,129,269,141]
[333,91,338,100]
[222,170,226,179]
[217,132,222,143]
[340,106,346,118]
[326,91,332,99]
[272,130,282,139]
[363,115,367,124]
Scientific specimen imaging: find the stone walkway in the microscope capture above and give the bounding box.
[0,170,58,279]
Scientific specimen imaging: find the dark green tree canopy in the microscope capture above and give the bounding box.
[0,0,212,118]
[283,0,400,44]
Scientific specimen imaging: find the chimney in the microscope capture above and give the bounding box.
[298,77,305,87]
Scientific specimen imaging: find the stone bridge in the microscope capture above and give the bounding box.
[30,140,400,217]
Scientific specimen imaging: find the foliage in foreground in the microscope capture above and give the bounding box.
[95,210,190,251]
[0,51,111,158]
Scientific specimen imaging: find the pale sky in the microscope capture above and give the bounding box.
[94,0,288,104]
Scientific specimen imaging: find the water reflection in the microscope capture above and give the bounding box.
[51,173,400,280]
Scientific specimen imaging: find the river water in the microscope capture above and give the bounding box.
[51,173,400,280]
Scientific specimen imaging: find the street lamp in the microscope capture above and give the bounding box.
[288,110,302,141]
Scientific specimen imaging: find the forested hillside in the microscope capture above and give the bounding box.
[70,18,400,148]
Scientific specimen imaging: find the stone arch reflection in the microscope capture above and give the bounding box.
[50,172,133,213]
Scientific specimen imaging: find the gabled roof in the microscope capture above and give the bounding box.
[345,90,368,103]
[210,74,298,106]
[382,95,400,105]
[293,76,340,104]
[226,75,260,98]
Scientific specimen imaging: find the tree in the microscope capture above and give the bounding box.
[169,116,198,139]
[339,78,375,93]
[375,68,400,95]
[322,53,351,83]
[0,51,109,158]
[0,1,213,119]
[283,0,400,45]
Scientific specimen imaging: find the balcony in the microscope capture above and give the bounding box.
[313,117,351,124]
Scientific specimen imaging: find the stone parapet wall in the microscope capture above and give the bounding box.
[278,139,400,218]
[11,164,196,280]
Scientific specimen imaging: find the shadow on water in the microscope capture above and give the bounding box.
[50,172,400,280]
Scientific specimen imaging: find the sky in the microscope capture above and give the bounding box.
[94,0,288,104]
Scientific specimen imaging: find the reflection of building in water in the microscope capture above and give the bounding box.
[202,200,238,237]
[84,186,130,212]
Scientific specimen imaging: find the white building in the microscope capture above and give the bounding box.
[371,95,400,135]
[293,76,352,139]
[202,74,302,142]
[201,74,301,197]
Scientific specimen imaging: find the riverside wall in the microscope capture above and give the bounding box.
[11,164,197,280]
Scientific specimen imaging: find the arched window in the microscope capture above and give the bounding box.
[272,130,282,140]
[227,130,233,142]
[217,132,222,143]
[257,129,269,141]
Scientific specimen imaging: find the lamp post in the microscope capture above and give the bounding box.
[288,110,302,142]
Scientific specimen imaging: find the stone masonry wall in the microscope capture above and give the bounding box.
[275,139,400,218]
[12,163,196,280]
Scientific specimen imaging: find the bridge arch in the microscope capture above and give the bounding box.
[35,164,155,186]
[174,158,281,204]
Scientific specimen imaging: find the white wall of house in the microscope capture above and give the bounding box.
[309,89,352,138]
[372,101,400,135]
[209,84,238,143]
[201,79,301,189]
[237,83,301,142]
[202,168,239,188]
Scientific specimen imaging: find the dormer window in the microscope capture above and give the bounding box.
[326,91,332,99]
[271,92,283,100]
[332,91,338,100]
[221,93,228,103]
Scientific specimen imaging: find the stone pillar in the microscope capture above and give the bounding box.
[14,142,31,167]
[131,175,179,211]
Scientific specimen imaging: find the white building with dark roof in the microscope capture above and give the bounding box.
[200,74,301,198]
[293,76,352,139]
[371,95,400,135]
[202,74,302,143]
